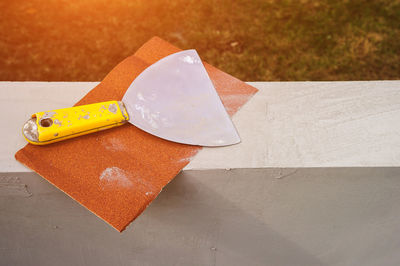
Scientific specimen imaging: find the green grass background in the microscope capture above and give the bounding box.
[1,0,399,81]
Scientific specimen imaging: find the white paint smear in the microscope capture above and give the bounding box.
[99,167,133,189]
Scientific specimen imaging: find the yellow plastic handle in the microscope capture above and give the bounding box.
[22,101,129,145]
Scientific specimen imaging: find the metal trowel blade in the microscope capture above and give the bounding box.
[122,50,240,146]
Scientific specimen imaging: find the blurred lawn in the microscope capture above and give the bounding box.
[1,0,399,81]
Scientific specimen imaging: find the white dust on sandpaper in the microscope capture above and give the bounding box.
[99,167,155,196]
[99,167,133,189]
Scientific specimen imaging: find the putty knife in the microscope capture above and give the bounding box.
[22,50,240,146]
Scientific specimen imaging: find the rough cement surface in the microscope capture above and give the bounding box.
[1,168,400,266]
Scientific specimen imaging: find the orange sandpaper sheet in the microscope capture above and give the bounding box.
[15,37,258,232]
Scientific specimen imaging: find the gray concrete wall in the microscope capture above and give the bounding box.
[1,168,400,266]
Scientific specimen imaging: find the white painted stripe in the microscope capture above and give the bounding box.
[186,81,400,169]
[1,81,399,172]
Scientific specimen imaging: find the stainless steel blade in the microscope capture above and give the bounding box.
[122,50,240,146]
